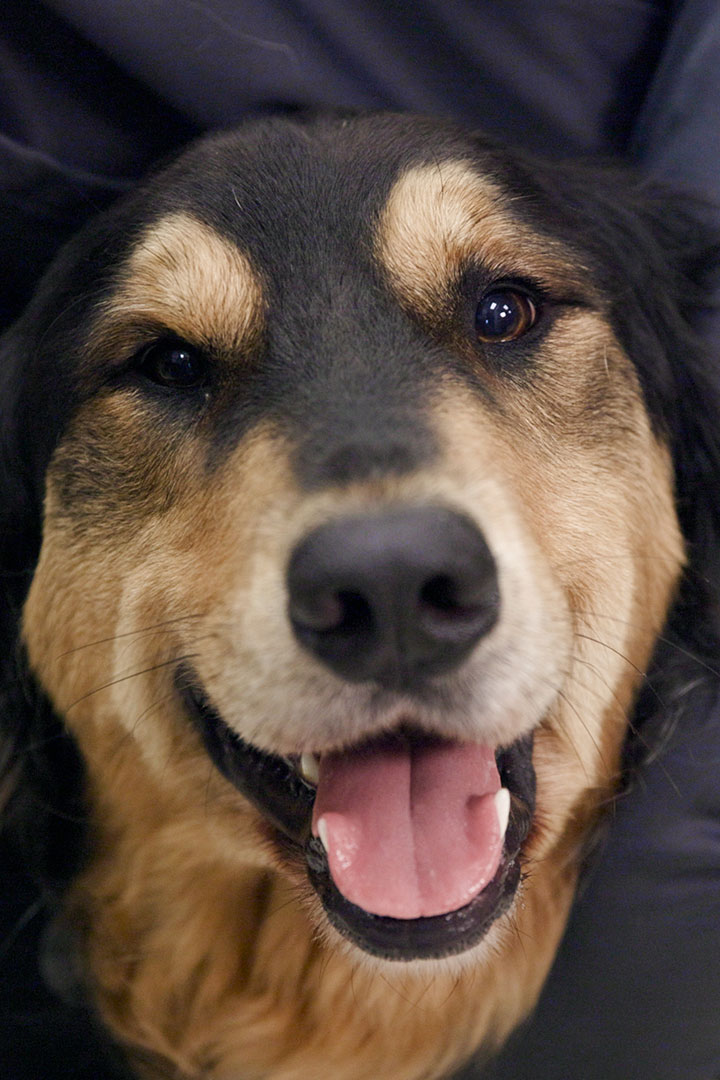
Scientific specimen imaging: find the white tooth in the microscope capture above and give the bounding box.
[317,817,330,853]
[300,753,320,785]
[494,787,511,838]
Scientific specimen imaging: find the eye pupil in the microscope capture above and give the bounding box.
[138,340,207,388]
[476,289,537,343]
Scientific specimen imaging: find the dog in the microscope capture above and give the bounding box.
[1,111,719,1080]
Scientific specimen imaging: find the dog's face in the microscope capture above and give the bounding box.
[11,113,691,1071]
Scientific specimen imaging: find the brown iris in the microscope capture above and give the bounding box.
[475,289,538,343]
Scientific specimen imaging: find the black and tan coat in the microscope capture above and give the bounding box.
[1,112,719,1079]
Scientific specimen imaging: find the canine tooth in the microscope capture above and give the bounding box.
[300,753,320,785]
[317,817,330,853]
[495,787,511,838]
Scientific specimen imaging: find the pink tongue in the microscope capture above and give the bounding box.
[311,739,502,919]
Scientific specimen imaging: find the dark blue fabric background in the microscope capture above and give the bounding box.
[1,3,719,1077]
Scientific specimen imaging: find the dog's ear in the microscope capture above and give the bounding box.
[589,181,720,642]
[520,157,720,572]
[627,192,720,752]
[584,180,720,539]
[0,322,41,674]
[490,148,720,758]
[0,199,129,605]
[0,195,164,888]
[554,166,720,752]
[0,321,88,890]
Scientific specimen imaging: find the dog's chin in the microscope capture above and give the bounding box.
[177,667,536,962]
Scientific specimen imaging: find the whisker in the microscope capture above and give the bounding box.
[130,690,180,736]
[65,653,199,712]
[376,970,417,1008]
[554,551,682,570]
[436,974,464,1011]
[568,650,683,795]
[55,614,206,660]
[648,634,720,681]
[575,609,720,680]
[571,629,666,734]
[569,651,659,721]
[0,898,45,965]
[551,686,606,780]
[574,632,647,680]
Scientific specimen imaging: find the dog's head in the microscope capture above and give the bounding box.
[2,112,719,1072]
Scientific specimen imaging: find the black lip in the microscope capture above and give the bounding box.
[177,667,536,961]
[178,671,315,843]
[305,812,525,961]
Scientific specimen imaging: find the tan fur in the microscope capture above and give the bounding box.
[21,162,685,1079]
[377,161,591,320]
[88,212,265,361]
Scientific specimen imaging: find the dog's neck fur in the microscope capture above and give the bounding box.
[69,712,578,1080]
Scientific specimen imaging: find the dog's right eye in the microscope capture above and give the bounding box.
[475,288,538,344]
[135,339,209,389]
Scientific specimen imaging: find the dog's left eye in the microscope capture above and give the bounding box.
[475,288,538,343]
[135,339,209,389]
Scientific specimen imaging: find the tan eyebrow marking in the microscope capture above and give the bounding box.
[376,160,586,314]
[89,211,265,358]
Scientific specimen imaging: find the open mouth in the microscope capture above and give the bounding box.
[177,668,535,961]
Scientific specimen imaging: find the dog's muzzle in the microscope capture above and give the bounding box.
[178,506,536,961]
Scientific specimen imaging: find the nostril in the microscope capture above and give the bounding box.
[336,592,374,637]
[419,573,499,633]
[419,574,476,616]
[290,592,345,633]
[290,590,374,637]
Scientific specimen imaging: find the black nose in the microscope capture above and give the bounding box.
[286,507,499,688]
